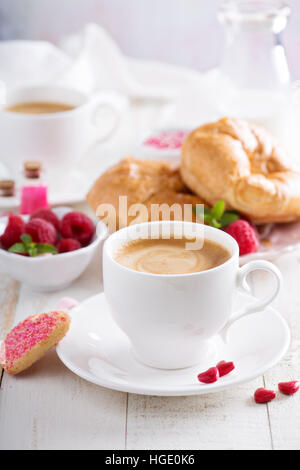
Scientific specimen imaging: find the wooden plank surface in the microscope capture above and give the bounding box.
[0,252,127,450]
[0,273,19,390]
[126,378,272,450]
[1,247,299,449]
[251,253,300,451]
[126,253,300,450]
[0,273,19,341]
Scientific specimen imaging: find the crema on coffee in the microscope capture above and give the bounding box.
[114,237,231,275]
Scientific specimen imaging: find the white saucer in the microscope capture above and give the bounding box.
[57,291,290,396]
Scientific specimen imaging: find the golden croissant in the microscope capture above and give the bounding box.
[87,157,204,230]
[181,117,300,223]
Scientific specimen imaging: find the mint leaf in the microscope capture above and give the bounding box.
[204,213,212,224]
[8,232,58,257]
[28,246,38,257]
[36,244,58,255]
[211,200,225,220]
[220,212,240,228]
[193,200,240,229]
[21,234,32,248]
[8,243,27,254]
[210,218,222,229]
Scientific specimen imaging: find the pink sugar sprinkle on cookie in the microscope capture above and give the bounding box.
[0,311,70,374]
[3,314,58,368]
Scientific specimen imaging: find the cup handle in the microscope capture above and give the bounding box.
[89,92,120,143]
[220,260,282,342]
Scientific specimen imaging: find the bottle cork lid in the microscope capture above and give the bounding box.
[0,179,15,189]
[0,179,15,197]
[24,161,42,178]
[24,161,42,171]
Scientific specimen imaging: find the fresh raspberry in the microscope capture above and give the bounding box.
[30,209,60,231]
[60,212,94,246]
[24,218,57,244]
[56,238,81,253]
[225,219,259,256]
[0,214,25,250]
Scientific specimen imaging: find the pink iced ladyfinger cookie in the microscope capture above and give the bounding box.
[0,311,71,375]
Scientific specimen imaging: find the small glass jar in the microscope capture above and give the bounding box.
[217,0,291,147]
[20,161,48,214]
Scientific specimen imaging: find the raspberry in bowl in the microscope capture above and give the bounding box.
[0,207,108,292]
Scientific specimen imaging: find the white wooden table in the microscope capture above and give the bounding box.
[0,101,300,450]
[0,219,299,450]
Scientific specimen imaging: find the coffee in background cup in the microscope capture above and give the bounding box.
[5,101,76,114]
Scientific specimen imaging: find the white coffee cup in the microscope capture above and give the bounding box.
[0,85,120,174]
[103,221,282,370]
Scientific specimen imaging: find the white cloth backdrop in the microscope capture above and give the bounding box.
[0,0,300,78]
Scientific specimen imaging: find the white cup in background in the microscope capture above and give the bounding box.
[0,85,120,175]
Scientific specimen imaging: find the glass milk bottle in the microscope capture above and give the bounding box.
[217,0,291,149]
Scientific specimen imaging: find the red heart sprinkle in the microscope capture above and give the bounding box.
[197,367,219,384]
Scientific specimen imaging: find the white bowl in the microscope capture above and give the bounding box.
[0,207,108,292]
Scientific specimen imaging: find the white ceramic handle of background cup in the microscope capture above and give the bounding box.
[89,91,120,144]
[103,221,282,370]
[220,260,282,342]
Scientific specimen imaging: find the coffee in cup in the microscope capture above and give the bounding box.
[114,236,231,275]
